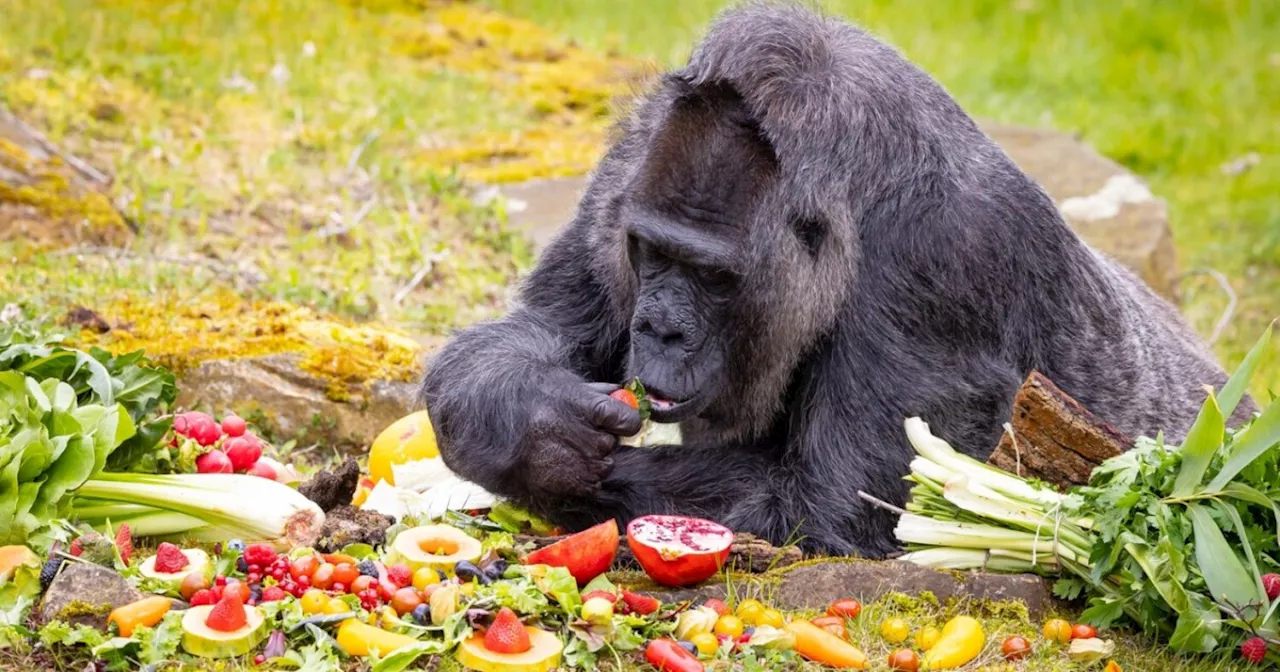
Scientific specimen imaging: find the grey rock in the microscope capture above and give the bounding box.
[498,123,1179,302]
[622,558,1057,617]
[174,353,419,446]
[39,562,142,629]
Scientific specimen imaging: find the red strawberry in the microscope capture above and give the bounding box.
[260,586,287,603]
[205,588,247,633]
[69,538,83,557]
[386,564,412,589]
[581,590,618,604]
[1264,574,1280,601]
[153,543,190,574]
[483,607,531,654]
[243,543,278,568]
[189,589,215,606]
[620,589,660,616]
[114,524,133,566]
[1242,637,1268,664]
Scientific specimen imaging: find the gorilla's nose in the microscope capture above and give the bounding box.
[636,317,685,347]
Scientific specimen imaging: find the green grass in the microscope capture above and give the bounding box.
[488,0,1280,395]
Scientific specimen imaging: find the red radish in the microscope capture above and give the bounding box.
[626,515,733,587]
[221,414,247,437]
[196,450,234,474]
[523,520,619,587]
[173,414,191,437]
[223,436,262,471]
[179,412,223,446]
[247,461,277,480]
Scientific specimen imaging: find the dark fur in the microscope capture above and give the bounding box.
[419,1,1249,557]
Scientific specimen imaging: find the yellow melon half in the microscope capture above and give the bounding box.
[455,627,564,672]
[391,524,482,572]
[181,604,266,658]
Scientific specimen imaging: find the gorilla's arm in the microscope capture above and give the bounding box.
[420,222,641,503]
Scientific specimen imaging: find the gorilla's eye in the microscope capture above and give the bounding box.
[626,233,641,275]
[694,266,736,292]
[791,216,826,258]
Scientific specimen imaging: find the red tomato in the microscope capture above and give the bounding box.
[887,649,920,672]
[826,599,862,619]
[1071,623,1098,640]
[1002,635,1033,660]
[350,575,375,595]
[644,639,702,672]
[311,563,335,590]
[332,563,359,587]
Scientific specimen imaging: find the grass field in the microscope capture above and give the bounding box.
[488,0,1280,397]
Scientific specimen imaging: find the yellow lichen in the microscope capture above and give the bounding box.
[0,135,130,246]
[74,290,424,391]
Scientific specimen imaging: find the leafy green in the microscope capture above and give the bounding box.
[1171,392,1225,497]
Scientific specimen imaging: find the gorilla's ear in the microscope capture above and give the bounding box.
[791,215,826,258]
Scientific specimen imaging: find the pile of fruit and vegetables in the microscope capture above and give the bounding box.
[2,319,1276,671]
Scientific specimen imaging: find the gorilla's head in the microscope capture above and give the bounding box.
[619,76,852,439]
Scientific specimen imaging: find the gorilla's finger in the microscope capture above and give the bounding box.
[588,431,616,459]
[584,382,622,394]
[582,393,644,436]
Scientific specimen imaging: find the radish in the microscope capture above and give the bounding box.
[221,415,247,438]
[196,450,234,474]
[627,515,733,587]
[224,436,262,472]
[247,461,277,480]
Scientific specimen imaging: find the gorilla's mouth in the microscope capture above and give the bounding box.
[645,391,704,423]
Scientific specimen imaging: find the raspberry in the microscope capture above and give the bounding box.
[1242,637,1268,664]
[114,524,133,566]
[1264,574,1280,601]
[260,586,287,603]
[153,543,190,574]
[243,544,277,568]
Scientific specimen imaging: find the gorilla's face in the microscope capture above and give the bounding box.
[621,79,782,425]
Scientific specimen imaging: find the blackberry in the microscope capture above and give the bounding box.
[357,560,378,577]
[236,556,248,573]
[250,584,263,604]
[39,557,64,591]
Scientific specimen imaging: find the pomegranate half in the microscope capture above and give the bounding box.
[626,515,733,587]
[523,519,619,587]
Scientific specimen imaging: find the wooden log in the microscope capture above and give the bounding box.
[986,371,1133,489]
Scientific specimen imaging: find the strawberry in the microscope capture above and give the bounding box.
[114,524,133,566]
[620,589,660,616]
[1264,574,1280,601]
[1241,637,1267,664]
[243,543,278,568]
[205,588,247,633]
[386,563,413,589]
[153,542,190,574]
[581,590,618,604]
[69,538,83,557]
[189,589,215,606]
[483,607,531,654]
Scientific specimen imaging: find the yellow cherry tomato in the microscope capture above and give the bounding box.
[1043,618,1073,644]
[323,597,352,615]
[714,615,746,638]
[691,632,720,656]
[757,609,785,629]
[300,589,328,615]
[736,599,765,625]
[916,626,942,651]
[881,617,911,644]
[412,567,440,591]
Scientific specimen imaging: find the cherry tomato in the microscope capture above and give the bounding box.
[713,615,745,638]
[289,555,319,581]
[1071,623,1098,640]
[390,587,423,616]
[827,599,862,619]
[332,563,359,587]
[350,575,375,595]
[888,648,920,672]
[311,563,335,590]
[1043,619,1072,644]
[810,616,846,638]
[881,618,910,644]
[702,598,730,617]
[1002,635,1033,660]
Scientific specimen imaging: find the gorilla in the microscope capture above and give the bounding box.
[420,1,1248,557]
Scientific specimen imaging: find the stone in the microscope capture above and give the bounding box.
[498,122,1179,301]
[174,353,419,447]
[616,558,1057,618]
[38,562,142,629]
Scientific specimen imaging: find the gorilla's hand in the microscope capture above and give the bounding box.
[518,377,643,497]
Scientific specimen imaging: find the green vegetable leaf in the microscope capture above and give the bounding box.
[283,643,344,672]
[1207,399,1280,492]
[134,611,184,665]
[1218,321,1273,420]
[1052,577,1086,601]
[1168,593,1222,653]
[1222,482,1280,548]
[1187,502,1265,613]
[1080,596,1127,628]
[1171,393,1225,497]
[370,641,447,672]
